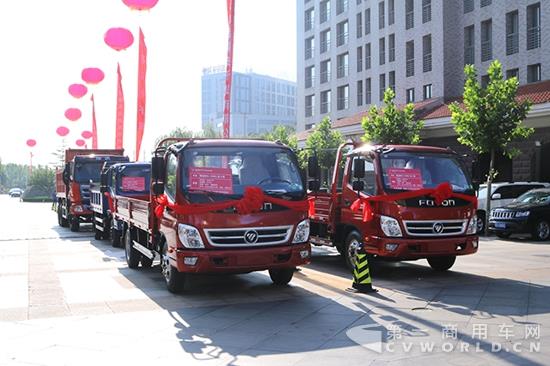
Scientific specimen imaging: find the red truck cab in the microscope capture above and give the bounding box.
[115,138,311,293]
[308,142,478,271]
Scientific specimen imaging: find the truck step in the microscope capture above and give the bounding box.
[310,235,334,247]
[132,240,155,260]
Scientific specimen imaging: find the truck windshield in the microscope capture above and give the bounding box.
[118,166,151,194]
[181,146,305,202]
[74,162,105,183]
[380,152,473,193]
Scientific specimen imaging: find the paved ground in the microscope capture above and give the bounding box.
[0,195,549,365]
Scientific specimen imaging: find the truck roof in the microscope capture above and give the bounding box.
[64,148,124,162]
[175,139,289,149]
[352,144,454,155]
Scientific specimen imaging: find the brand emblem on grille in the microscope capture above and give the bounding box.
[433,222,444,234]
[244,230,259,244]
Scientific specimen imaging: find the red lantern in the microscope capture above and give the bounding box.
[104,28,134,51]
[65,108,82,121]
[122,0,159,10]
[75,139,86,147]
[81,131,93,139]
[56,126,70,137]
[81,68,105,84]
[68,84,88,98]
[26,139,37,147]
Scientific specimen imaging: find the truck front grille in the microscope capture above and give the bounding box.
[491,210,515,219]
[204,225,293,247]
[403,220,467,236]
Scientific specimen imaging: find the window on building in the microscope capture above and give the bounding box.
[406,88,415,103]
[422,0,431,23]
[527,63,541,83]
[388,0,395,25]
[337,52,349,78]
[365,78,372,104]
[365,8,371,35]
[320,90,331,114]
[527,3,541,50]
[336,0,348,15]
[379,37,386,65]
[357,0,362,4]
[388,34,395,62]
[336,20,349,46]
[406,0,414,29]
[305,7,315,31]
[480,0,491,7]
[378,1,385,29]
[379,73,386,101]
[506,10,519,55]
[356,12,363,38]
[305,94,315,117]
[337,85,349,110]
[305,66,315,89]
[481,19,492,62]
[320,0,331,23]
[423,34,432,73]
[423,84,432,100]
[357,46,363,72]
[320,29,331,53]
[464,0,474,13]
[481,74,490,88]
[365,42,372,69]
[406,40,415,77]
[357,80,364,106]
[305,36,315,59]
[506,68,519,80]
[464,25,475,65]
[389,71,395,92]
[320,59,331,83]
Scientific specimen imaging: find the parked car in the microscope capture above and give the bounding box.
[489,188,550,241]
[8,188,23,197]
[477,182,550,233]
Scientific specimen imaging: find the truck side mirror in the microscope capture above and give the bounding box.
[152,181,165,195]
[353,158,366,179]
[352,181,365,192]
[100,172,108,187]
[307,156,320,178]
[151,156,164,182]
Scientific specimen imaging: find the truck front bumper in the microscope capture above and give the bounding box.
[173,243,311,274]
[363,235,478,259]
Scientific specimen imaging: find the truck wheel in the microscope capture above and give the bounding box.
[57,204,68,227]
[269,267,295,285]
[69,216,80,232]
[161,242,185,293]
[94,227,102,240]
[532,220,550,241]
[344,231,362,271]
[141,256,153,268]
[427,256,456,271]
[111,228,122,247]
[124,228,140,269]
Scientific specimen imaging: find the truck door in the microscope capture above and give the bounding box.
[159,153,179,246]
[341,156,377,225]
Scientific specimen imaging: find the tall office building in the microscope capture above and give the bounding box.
[297,0,550,182]
[201,67,297,136]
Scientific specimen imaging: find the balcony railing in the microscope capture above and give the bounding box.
[481,41,492,62]
[506,33,519,55]
[527,26,541,50]
[337,65,349,78]
[423,54,432,72]
[336,32,348,47]
[464,46,474,65]
[320,70,331,83]
[406,59,414,77]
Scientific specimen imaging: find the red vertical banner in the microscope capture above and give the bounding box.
[135,27,147,161]
[115,63,125,149]
[223,0,235,139]
[91,94,98,149]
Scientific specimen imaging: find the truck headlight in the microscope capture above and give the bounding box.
[292,219,310,243]
[380,215,402,237]
[515,211,530,218]
[177,224,205,249]
[466,215,477,235]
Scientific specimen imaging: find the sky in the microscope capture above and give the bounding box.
[0,0,297,166]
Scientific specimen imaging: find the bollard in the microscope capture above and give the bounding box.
[350,250,376,293]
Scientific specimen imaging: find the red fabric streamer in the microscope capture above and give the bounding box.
[350,182,478,222]
[135,27,147,161]
[222,0,235,138]
[91,94,98,149]
[154,186,312,219]
[115,63,125,149]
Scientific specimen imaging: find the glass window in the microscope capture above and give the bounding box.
[513,188,550,203]
[337,20,349,47]
[321,90,332,113]
[379,37,386,65]
[365,8,371,35]
[320,59,331,83]
[356,12,363,38]
[388,0,395,25]
[118,165,151,194]
[481,19,492,62]
[337,84,349,110]
[365,78,372,104]
[480,0,491,7]
[337,52,349,78]
[406,0,414,29]
[389,33,395,62]
[357,46,363,72]
[406,88,415,103]
[527,64,541,83]
[506,68,519,80]
[305,94,315,117]
[464,25,475,65]
[464,0,474,14]
[165,154,178,199]
[357,80,363,106]
[423,34,432,72]
[320,29,331,53]
[379,73,386,101]
[365,42,372,69]
[506,11,519,55]
[406,40,415,77]
[378,1,385,29]
[527,3,541,50]
[305,7,315,31]
[389,71,395,92]
[423,84,432,100]
[320,0,331,23]
[422,0,431,23]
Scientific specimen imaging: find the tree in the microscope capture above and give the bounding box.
[450,60,533,235]
[197,123,222,138]
[361,88,424,144]
[28,166,55,193]
[154,124,222,148]
[263,125,298,150]
[301,117,344,186]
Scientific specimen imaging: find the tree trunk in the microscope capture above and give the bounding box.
[484,149,495,236]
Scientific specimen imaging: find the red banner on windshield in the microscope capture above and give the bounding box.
[189,167,233,194]
[122,176,145,191]
[388,168,423,190]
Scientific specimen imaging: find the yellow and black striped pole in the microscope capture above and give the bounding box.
[351,252,376,293]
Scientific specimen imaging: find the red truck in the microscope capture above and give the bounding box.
[308,142,479,271]
[114,138,311,293]
[56,149,127,232]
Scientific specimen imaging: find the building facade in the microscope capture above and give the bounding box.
[201,67,297,136]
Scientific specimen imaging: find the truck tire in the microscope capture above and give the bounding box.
[427,256,456,271]
[269,267,295,285]
[161,242,185,293]
[94,227,102,240]
[69,216,80,232]
[124,228,141,269]
[141,256,153,268]
[344,231,362,271]
[57,204,68,227]
[111,228,122,247]
[532,220,550,241]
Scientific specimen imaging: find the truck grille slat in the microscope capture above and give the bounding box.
[204,225,293,247]
[403,220,468,236]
